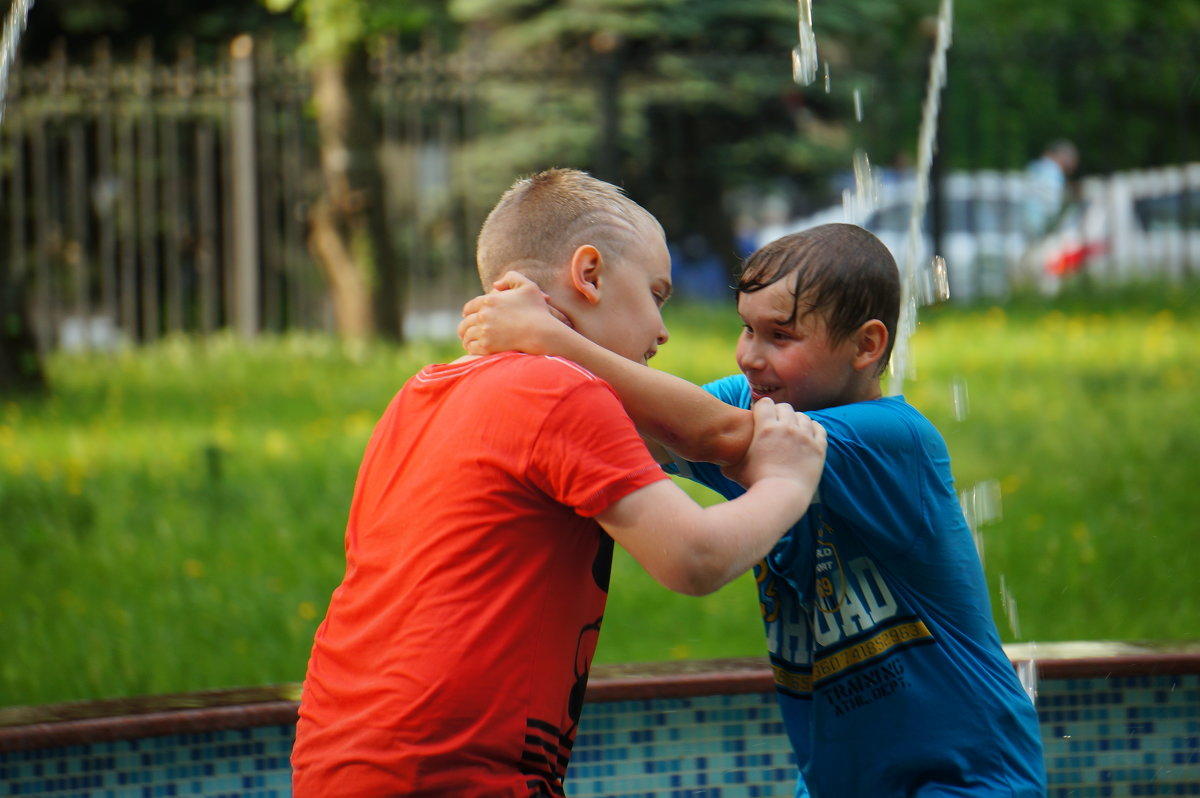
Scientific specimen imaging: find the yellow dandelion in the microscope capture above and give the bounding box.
[265,429,290,458]
[1164,366,1189,390]
[183,559,206,579]
[212,421,235,449]
[298,601,318,620]
[669,643,692,660]
[343,411,375,438]
[1151,309,1175,327]
[1008,390,1036,413]
[65,458,86,496]
[1041,310,1066,330]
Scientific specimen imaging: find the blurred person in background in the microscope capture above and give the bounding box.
[1024,138,1079,235]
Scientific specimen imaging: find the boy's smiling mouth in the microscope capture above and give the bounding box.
[749,382,781,400]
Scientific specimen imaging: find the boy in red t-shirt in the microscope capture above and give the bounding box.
[291,169,827,797]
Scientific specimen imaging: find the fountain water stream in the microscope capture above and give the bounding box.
[0,0,35,125]
[888,0,954,397]
[796,0,1038,705]
[792,0,818,86]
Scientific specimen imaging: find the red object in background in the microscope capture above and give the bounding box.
[1046,241,1109,276]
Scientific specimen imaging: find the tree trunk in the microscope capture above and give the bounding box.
[308,47,404,342]
[0,267,47,395]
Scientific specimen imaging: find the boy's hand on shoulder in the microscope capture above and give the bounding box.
[722,397,826,492]
[459,270,572,356]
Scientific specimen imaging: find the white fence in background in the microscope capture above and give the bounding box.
[1062,164,1200,287]
[760,164,1200,302]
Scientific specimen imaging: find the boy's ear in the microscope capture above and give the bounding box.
[852,319,889,372]
[568,244,603,305]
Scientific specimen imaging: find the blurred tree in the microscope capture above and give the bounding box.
[0,266,45,395]
[2,0,1193,376]
[21,0,292,59]
[263,0,451,342]
[946,0,1200,172]
[448,0,928,272]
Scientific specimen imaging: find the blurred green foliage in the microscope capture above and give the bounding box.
[23,0,1200,179]
[3,281,1199,706]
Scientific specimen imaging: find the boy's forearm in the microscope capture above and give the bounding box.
[551,328,751,466]
[692,474,816,592]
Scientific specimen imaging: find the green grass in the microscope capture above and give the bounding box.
[3,281,1200,707]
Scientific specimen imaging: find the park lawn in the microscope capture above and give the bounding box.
[2,282,1199,707]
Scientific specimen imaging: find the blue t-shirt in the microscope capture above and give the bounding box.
[672,376,1046,798]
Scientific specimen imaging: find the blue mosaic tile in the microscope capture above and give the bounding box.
[2,674,1198,795]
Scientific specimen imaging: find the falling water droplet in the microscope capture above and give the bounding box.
[976,479,1002,524]
[887,0,954,397]
[1000,574,1021,639]
[970,526,985,567]
[853,88,863,122]
[824,61,831,93]
[929,254,950,303]
[960,478,1002,565]
[842,149,879,226]
[1017,655,1039,706]
[792,0,818,85]
[951,376,969,421]
[0,0,38,125]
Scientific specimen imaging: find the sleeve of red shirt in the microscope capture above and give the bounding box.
[526,375,669,518]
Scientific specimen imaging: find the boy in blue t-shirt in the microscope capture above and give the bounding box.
[459,222,1046,797]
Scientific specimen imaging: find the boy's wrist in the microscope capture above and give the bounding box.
[746,474,816,501]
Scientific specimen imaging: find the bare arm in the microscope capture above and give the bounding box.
[460,272,753,466]
[595,397,826,596]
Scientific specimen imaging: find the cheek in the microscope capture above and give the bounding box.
[734,337,751,366]
[772,349,809,380]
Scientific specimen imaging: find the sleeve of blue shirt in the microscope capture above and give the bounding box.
[668,373,942,576]
[661,374,750,500]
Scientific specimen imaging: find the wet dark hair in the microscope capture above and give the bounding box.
[737,223,901,374]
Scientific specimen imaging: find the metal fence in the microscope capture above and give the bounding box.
[5,38,307,350]
[1,37,592,351]
[4,34,1197,353]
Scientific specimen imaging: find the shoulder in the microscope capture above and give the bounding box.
[513,353,610,387]
[436,352,605,388]
[812,396,942,451]
[498,354,629,419]
[416,354,623,419]
[812,394,925,425]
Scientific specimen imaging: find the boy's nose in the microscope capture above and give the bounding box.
[737,338,765,371]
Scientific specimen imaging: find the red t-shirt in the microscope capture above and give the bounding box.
[292,353,668,797]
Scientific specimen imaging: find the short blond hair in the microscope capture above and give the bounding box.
[476,168,659,289]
